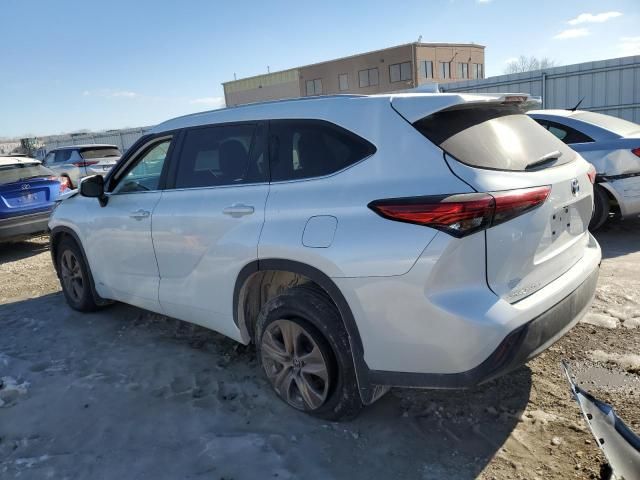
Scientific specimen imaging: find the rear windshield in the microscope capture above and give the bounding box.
[572,111,640,138]
[80,147,121,159]
[0,163,54,184]
[414,104,576,171]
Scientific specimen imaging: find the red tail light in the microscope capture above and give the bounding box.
[72,160,99,167]
[369,186,551,238]
[632,147,640,158]
[57,176,71,192]
[586,164,597,184]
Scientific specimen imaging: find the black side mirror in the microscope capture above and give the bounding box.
[80,175,107,206]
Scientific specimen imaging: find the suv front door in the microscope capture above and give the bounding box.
[151,123,269,341]
[85,137,173,313]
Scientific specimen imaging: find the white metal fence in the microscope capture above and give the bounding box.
[441,55,640,122]
[36,127,150,158]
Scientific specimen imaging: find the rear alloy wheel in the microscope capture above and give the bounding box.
[255,285,364,420]
[589,184,610,231]
[261,318,331,411]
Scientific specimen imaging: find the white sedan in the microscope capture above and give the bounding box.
[528,109,640,229]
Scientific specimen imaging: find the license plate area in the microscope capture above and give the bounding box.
[550,197,591,240]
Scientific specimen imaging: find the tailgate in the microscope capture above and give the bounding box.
[406,99,594,302]
[449,157,593,302]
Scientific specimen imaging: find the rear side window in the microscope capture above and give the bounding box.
[0,163,54,184]
[53,150,73,164]
[536,120,593,144]
[269,120,375,181]
[414,104,576,171]
[80,147,121,159]
[174,123,267,188]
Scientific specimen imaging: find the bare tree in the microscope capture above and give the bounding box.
[504,56,556,74]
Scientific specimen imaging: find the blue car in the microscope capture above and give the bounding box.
[0,156,66,243]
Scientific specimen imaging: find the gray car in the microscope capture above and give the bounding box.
[528,110,640,229]
[42,144,121,189]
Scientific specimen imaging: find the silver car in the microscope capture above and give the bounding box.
[528,110,640,229]
[42,144,121,189]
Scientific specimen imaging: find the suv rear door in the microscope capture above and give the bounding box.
[396,97,593,302]
[151,122,269,341]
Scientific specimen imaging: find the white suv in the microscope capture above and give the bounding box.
[49,93,601,420]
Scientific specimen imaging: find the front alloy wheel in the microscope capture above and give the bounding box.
[261,318,330,411]
[60,249,85,303]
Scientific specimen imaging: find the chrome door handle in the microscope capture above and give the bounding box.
[129,209,150,220]
[223,204,255,217]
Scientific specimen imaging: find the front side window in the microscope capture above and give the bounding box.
[269,120,376,182]
[174,123,267,189]
[112,139,171,193]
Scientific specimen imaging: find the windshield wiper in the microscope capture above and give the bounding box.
[525,150,563,171]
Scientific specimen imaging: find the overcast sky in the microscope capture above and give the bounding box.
[1,0,639,138]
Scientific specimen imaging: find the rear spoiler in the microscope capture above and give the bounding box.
[390,93,540,123]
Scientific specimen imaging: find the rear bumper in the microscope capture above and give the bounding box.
[0,210,51,242]
[368,265,599,388]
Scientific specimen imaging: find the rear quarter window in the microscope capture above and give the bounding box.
[269,120,376,181]
[414,104,577,171]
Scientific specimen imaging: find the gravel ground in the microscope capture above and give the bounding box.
[0,219,638,480]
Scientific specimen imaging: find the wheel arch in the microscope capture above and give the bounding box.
[597,181,623,216]
[233,259,380,404]
[50,225,109,306]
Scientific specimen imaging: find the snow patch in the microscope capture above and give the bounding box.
[589,350,640,374]
[0,376,30,407]
[621,317,640,329]
[581,313,618,329]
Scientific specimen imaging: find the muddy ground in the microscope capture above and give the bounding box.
[0,219,638,479]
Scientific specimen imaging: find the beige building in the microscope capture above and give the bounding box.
[223,42,485,106]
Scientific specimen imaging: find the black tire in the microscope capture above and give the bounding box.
[56,237,99,312]
[589,185,610,231]
[255,284,364,421]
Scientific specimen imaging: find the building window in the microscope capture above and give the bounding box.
[420,60,433,79]
[339,73,349,91]
[439,62,450,79]
[457,63,469,79]
[472,63,483,79]
[306,78,323,96]
[358,68,379,88]
[389,61,412,82]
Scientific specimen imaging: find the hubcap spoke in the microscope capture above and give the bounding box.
[272,365,294,399]
[299,346,329,383]
[294,375,325,410]
[261,319,330,411]
[261,331,290,364]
